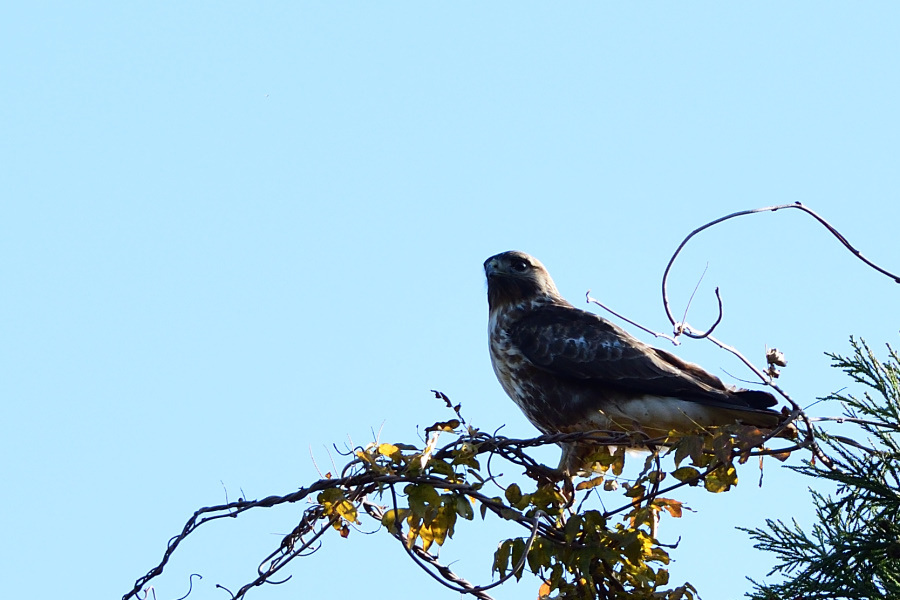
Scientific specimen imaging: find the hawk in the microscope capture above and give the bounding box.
[484,250,790,475]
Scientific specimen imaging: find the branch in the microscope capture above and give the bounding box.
[586,291,681,345]
[808,416,900,431]
[123,411,824,599]
[701,332,835,470]
[661,203,900,339]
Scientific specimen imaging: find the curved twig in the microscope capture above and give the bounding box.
[236,514,341,597]
[174,575,201,600]
[135,586,156,600]
[471,510,545,594]
[682,287,723,340]
[661,203,900,338]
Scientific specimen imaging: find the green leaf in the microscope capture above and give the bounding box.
[510,538,527,581]
[625,484,646,499]
[493,540,512,576]
[428,459,455,477]
[582,510,607,534]
[392,443,420,451]
[673,434,704,467]
[530,484,565,512]
[564,514,583,543]
[505,483,522,505]
[455,495,474,520]
[671,466,701,484]
[648,470,666,484]
[704,465,738,493]
[406,484,441,517]
[712,432,735,463]
[527,537,551,576]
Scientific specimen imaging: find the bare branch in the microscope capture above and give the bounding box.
[808,416,900,431]
[585,291,680,345]
[661,203,900,337]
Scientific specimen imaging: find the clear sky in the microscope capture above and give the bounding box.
[3,3,899,599]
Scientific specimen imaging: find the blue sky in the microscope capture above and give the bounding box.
[3,3,899,599]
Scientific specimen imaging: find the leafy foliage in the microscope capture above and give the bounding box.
[742,338,900,600]
[346,414,777,599]
[124,386,803,600]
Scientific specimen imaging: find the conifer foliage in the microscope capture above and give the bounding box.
[743,339,900,600]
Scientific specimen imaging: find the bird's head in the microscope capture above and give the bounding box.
[484,251,563,311]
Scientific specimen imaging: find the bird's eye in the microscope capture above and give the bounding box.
[511,259,530,273]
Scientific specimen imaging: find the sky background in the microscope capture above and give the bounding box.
[3,3,899,600]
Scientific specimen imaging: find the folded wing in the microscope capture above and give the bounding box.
[509,304,777,412]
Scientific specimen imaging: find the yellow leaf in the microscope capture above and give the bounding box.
[381,508,409,532]
[575,476,604,491]
[378,443,400,457]
[413,504,457,552]
[419,523,435,552]
[406,517,421,549]
[317,488,360,528]
[654,498,684,518]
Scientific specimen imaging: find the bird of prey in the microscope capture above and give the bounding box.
[484,250,789,475]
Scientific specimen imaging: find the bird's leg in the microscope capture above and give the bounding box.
[557,443,580,508]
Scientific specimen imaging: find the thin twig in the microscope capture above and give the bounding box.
[661,203,900,339]
[809,416,900,430]
[586,291,680,345]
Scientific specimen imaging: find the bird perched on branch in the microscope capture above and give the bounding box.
[484,250,791,475]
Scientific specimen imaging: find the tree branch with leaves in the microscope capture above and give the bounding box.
[123,204,898,600]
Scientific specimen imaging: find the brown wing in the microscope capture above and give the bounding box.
[509,304,776,410]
